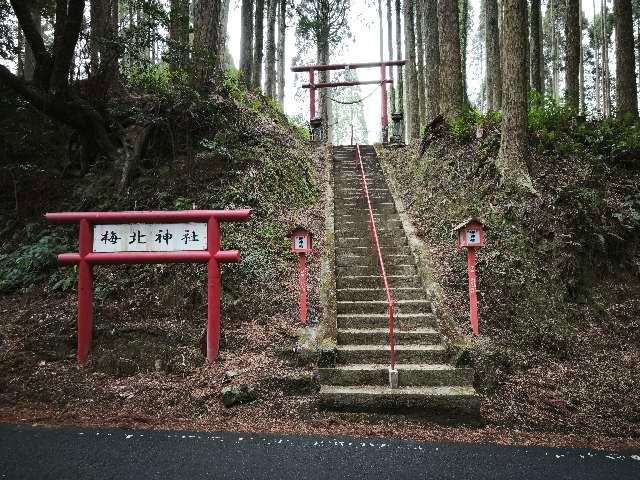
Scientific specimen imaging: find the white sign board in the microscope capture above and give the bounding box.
[294,235,308,251]
[465,229,480,246]
[93,223,208,252]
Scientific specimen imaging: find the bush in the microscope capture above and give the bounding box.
[0,233,73,293]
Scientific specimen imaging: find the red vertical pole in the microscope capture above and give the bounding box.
[467,247,479,336]
[380,63,389,143]
[309,69,316,119]
[77,218,93,363]
[299,253,308,325]
[207,217,222,361]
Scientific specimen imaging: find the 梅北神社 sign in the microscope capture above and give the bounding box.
[93,223,207,252]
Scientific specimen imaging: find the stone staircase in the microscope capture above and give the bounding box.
[318,145,479,415]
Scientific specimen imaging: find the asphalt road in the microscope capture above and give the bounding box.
[0,424,638,479]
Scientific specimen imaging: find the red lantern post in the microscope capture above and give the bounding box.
[288,227,314,325]
[455,218,486,336]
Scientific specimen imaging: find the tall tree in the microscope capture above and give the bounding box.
[404,0,420,137]
[551,0,560,98]
[498,0,532,190]
[579,0,585,113]
[169,0,190,70]
[485,0,502,110]
[264,0,277,97]
[614,0,639,116]
[422,0,440,122]
[239,0,254,84]
[415,0,426,125]
[602,0,612,115]
[460,0,469,102]
[276,0,286,106]
[565,0,581,111]
[252,0,265,88]
[530,0,543,95]
[387,0,395,114]
[438,0,463,121]
[395,0,404,116]
[193,0,227,84]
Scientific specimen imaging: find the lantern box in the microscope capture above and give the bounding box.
[287,226,313,253]
[454,218,485,249]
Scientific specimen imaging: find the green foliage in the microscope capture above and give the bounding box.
[0,233,73,293]
[449,106,501,140]
[288,114,311,140]
[127,64,191,95]
[528,92,574,133]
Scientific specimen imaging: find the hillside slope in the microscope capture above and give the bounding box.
[383,110,640,438]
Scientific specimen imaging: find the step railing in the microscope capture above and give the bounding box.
[354,145,398,388]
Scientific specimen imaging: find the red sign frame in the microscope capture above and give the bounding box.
[46,209,251,363]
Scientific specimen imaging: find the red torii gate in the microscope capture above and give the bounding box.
[291,60,406,143]
[46,209,251,364]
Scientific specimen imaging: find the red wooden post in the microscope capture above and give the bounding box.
[309,69,316,119]
[77,219,93,363]
[467,247,479,336]
[380,63,389,143]
[299,253,308,325]
[207,216,222,361]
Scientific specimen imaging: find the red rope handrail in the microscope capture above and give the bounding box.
[354,144,396,372]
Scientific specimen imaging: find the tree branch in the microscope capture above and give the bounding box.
[10,0,52,77]
[51,0,85,92]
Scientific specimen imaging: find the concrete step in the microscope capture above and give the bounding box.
[336,327,440,344]
[336,254,413,267]
[335,203,396,215]
[337,312,437,329]
[336,264,417,276]
[337,219,403,228]
[318,364,473,387]
[337,299,432,315]
[335,234,408,246]
[336,275,422,289]
[318,385,480,415]
[337,287,426,301]
[336,344,447,364]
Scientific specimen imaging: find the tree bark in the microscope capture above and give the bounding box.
[422,0,439,122]
[415,0,426,126]
[252,0,265,89]
[565,0,580,111]
[264,0,277,98]
[276,0,286,106]
[614,0,638,117]
[404,0,420,137]
[239,0,254,84]
[17,23,24,77]
[485,0,502,110]
[498,0,531,191]
[593,0,601,116]
[530,0,543,95]
[438,0,463,121]
[193,0,226,85]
